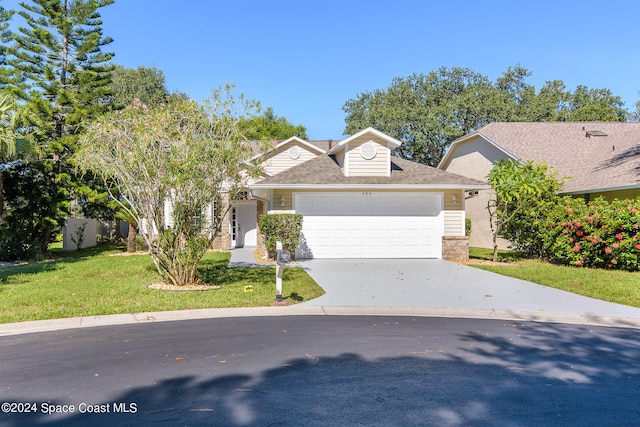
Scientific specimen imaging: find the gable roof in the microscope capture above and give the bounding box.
[327,127,403,155]
[249,136,326,161]
[440,122,640,194]
[251,154,488,189]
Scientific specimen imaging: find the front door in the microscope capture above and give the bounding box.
[234,201,257,248]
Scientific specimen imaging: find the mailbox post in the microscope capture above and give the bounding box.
[275,241,291,301]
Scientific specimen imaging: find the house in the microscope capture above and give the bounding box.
[438,122,640,249]
[212,127,489,259]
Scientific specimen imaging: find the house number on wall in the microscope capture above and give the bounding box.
[362,192,372,196]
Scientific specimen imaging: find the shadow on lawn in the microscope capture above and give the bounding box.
[200,265,275,287]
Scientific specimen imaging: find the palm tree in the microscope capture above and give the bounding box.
[0,91,37,220]
[114,206,139,253]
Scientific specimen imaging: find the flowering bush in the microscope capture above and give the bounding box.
[541,197,640,271]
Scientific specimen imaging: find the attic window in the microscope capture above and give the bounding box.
[585,130,608,137]
[360,142,377,160]
[288,146,301,159]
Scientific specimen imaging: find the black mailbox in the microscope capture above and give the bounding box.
[276,249,291,264]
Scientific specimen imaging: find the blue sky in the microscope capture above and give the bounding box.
[3,0,640,139]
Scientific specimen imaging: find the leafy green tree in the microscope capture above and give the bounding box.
[107,65,169,110]
[76,86,265,286]
[4,0,114,258]
[0,91,20,220]
[0,91,39,220]
[344,65,632,166]
[344,67,502,166]
[486,159,563,262]
[560,86,627,121]
[239,107,307,140]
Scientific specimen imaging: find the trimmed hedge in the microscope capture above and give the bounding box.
[258,213,303,257]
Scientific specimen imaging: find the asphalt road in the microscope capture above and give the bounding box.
[1,316,639,426]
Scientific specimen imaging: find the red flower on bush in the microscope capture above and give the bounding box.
[616,233,623,240]
[635,244,640,250]
[613,243,619,249]
[605,247,612,254]
[572,245,580,252]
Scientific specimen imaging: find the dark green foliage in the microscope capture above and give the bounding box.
[107,65,169,110]
[344,65,630,166]
[0,2,14,87]
[0,160,68,260]
[487,159,563,262]
[2,0,114,255]
[501,195,640,271]
[258,214,303,257]
[240,107,308,140]
[465,217,472,236]
[543,198,639,270]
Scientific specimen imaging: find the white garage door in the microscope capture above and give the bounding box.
[294,192,443,258]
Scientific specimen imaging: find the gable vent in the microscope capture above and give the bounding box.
[360,142,377,160]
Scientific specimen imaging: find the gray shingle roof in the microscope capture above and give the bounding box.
[476,122,640,193]
[252,154,488,188]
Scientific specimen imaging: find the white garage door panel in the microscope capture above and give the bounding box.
[295,193,439,216]
[295,192,443,259]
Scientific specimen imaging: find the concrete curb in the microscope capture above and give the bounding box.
[2,305,639,337]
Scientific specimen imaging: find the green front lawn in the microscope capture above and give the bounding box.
[0,245,324,324]
[469,247,640,308]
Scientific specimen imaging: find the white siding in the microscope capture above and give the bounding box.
[262,143,319,175]
[444,210,465,236]
[345,140,390,177]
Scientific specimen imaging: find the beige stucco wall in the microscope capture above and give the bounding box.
[443,137,512,250]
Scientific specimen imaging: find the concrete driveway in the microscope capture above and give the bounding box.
[299,258,640,326]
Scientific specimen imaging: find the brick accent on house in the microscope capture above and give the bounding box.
[211,198,231,250]
[442,236,469,261]
[256,200,265,250]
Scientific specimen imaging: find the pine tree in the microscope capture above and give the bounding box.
[0,0,14,87]
[3,0,114,258]
[12,0,114,144]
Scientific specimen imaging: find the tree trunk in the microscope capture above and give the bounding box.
[127,222,137,253]
[111,217,122,240]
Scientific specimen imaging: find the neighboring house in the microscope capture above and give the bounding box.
[213,127,488,259]
[438,122,640,249]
